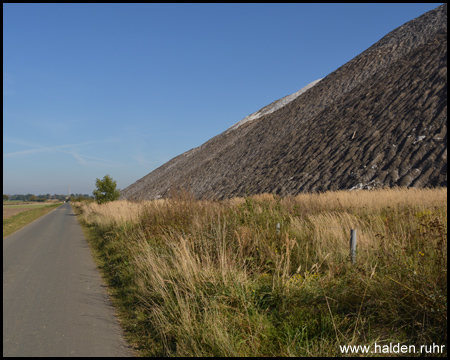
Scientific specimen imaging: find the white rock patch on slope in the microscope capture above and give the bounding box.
[226,78,322,133]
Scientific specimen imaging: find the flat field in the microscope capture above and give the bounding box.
[3,202,63,237]
[3,202,60,219]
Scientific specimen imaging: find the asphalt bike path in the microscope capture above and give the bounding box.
[3,202,134,356]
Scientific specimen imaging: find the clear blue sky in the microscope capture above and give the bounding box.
[3,3,442,195]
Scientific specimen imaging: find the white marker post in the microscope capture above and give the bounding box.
[350,229,357,265]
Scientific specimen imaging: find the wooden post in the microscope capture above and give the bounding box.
[350,229,357,264]
[276,222,280,234]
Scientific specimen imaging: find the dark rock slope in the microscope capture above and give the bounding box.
[121,4,447,200]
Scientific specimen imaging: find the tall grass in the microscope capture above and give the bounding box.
[73,187,447,356]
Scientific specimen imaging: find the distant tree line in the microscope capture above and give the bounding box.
[3,193,94,202]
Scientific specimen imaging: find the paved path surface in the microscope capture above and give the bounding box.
[3,202,135,357]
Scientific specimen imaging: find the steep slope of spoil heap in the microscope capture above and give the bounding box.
[122,4,447,200]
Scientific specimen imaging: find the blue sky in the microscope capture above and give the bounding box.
[3,3,442,195]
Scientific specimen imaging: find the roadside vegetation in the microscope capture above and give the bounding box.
[93,174,121,204]
[3,202,63,238]
[72,187,447,356]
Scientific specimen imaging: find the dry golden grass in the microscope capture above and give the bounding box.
[284,187,446,212]
[74,187,447,357]
[74,200,147,227]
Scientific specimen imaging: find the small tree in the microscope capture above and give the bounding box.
[93,174,121,204]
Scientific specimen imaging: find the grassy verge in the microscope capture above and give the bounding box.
[72,188,447,357]
[71,201,146,355]
[3,203,63,238]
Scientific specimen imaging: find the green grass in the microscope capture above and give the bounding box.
[3,203,63,238]
[72,188,447,357]
[4,203,54,209]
